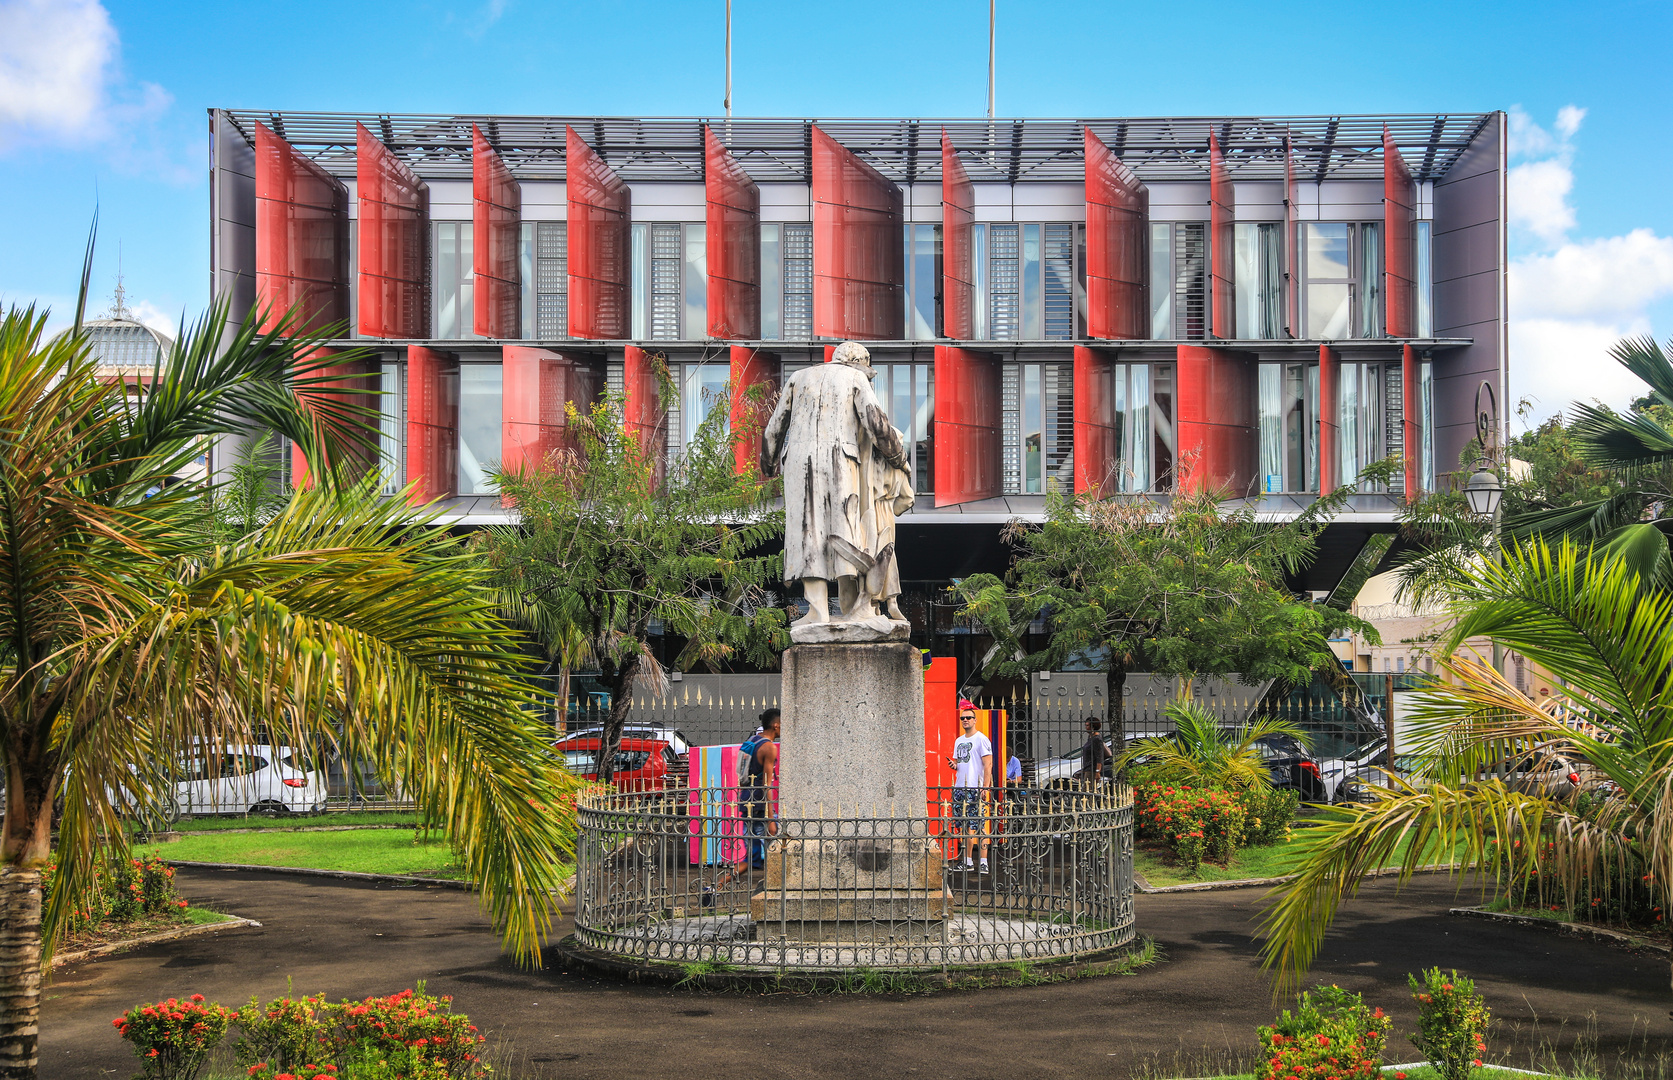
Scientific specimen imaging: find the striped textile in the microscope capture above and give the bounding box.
[687,743,749,865]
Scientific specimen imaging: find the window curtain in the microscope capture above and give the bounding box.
[1258,363,1283,492]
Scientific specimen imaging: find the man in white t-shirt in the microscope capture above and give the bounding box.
[944,701,993,873]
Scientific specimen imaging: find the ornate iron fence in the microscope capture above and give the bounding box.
[573,783,1134,972]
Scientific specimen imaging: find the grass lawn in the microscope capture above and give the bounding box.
[1136,829,1461,888]
[159,811,422,833]
[157,828,467,878]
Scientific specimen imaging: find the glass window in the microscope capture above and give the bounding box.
[903,223,941,340]
[684,226,706,340]
[1304,223,1350,339]
[681,362,730,445]
[1415,221,1433,337]
[989,225,1020,341]
[760,223,782,340]
[971,223,988,340]
[1002,362,1073,494]
[457,363,502,495]
[1043,223,1076,341]
[1173,223,1207,340]
[781,224,813,339]
[630,223,649,339]
[1022,224,1042,340]
[1235,223,1283,339]
[1420,359,1435,492]
[1338,361,1400,489]
[870,362,934,494]
[1358,222,1382,337]
[1088,362,1175,492]
[647,223,682,340]
[1149,223,1173,339]
[1258,361,1318,493]
[433,222,475,339]
[521,222,568,340]
[380,360,402,496]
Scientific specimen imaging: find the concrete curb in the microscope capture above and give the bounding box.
[51,917,262,969]
[1448,905,1670,956]
[166,860,474,890]
[1137,863,1463,894]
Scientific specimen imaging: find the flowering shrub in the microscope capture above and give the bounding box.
[1236,784,1300,846]
[44,850,187,936]
[1407,968,1491,1080]
[1256,984,1389,1080]
[1495,837,1661,928]
[113,995,235,1080]
[1133,782,1248,872]
[120,986,488,1080]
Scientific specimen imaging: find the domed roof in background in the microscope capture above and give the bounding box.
[83,279,174,371]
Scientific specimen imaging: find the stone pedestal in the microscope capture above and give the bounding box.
[755,642,942,941]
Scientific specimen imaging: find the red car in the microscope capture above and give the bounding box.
[555,736,678,791]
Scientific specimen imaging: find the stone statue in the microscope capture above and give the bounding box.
[761,341,913,643]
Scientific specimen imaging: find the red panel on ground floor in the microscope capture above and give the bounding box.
[406,346,459,504]
[289,349,379,487]
[624,346,667,481]
[1402,342,1420,497]
[1073,345,1119,497]
[1317,345,1340,492]
[502,346,605,481]
[932,345,1002,507]
[729,346,780,476]
[1175,344,1258,494]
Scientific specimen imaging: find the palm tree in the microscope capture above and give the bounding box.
[1259,538,1672,995]
[0,300,581,1080]
[1116,701,1307,792]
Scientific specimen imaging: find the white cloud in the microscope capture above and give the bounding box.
[128,299,179,342]
[1508,158,1578,244]
[1510,316,1654,419]
[1554,105,1586,141]
[0,0,169,149]
[1511,230,1673,322]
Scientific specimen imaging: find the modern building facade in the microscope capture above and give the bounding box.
[207,110,1507,671]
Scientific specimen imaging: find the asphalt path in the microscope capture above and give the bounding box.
[40,868,1669,1080]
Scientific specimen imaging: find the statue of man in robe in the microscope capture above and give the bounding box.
[761,341,911,642]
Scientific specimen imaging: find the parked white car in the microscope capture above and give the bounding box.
[171,745,328,816]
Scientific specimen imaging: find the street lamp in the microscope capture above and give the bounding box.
[1463,466,1503,518]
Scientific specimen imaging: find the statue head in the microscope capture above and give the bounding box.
[829,341,872,371]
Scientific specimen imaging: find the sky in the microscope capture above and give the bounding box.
[2,0,1671,429]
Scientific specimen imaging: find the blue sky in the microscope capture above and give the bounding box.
[3,0,1671,425]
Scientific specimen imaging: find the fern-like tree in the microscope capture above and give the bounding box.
[0,300,581,1080]
[954,467,1384,756]
[481,359,786,782]
[1117,701,1307,791]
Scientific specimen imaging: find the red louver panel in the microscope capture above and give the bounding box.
[567,127,632,340]
[473,126,521,339]
[624,346,666,476]
[501,347,604,480]
[941,131,974,340]
[1317,345,1340,491]
[932,346,1001,507]
[729,346,780,476]
[254,121,348,334]
[1208,132,1236,339]
[356,123,428,339]
[1084,129,1149,340]
[1401,343,1420,496]
[705,127,761,339]
[406,346,459,505]
[1384,127,1418,338]
[1284,138,1299,339]
[1175,344,1258,494]
[289,349,379,487]
[1073,345,1118,497]
[812,126,904,340]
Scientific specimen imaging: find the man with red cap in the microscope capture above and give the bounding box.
[944,699,993,873]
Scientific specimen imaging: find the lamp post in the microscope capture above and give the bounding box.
[1464,462,1506,680]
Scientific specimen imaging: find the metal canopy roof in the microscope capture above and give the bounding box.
[220,111,1494,185]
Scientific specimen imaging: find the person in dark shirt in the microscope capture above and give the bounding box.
[1076,716,1110,784]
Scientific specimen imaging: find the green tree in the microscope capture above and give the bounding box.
[1116,701,1306,791]
[1260,538,1673,994]
[954,469,1384,756]
[481,358,786,782]
[0,300,580,1080]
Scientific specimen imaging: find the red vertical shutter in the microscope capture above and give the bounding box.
[502,346,604,479]
[1073,345,1118,497]
[811,125,904,340]
[623,345,666,478]
[1208,132,1235,339]
[1084,129,1150,340]
[941,130,974,340]
[356,123,429,339]
[1175,344,1258,494]
[729,345,780,475]
[406,345,459,504]
[472,125,521,339]
[254,120,349,334]
[932,345,1002,507]
[567,127,632,340]
[1284,137,1299,339]
[1384,127,1418,338]
[1317,345,1340,491]
[705,127,761,339]
[289,349,380,486]
[1401,342,1420,496]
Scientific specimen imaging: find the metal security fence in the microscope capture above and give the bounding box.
[573,784,1134,972]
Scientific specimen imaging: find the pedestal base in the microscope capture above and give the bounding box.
[750,837,951,941]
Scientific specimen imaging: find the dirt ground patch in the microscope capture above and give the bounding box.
[40,868,1669,1080]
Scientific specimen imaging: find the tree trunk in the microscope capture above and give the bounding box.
[0,867,42,1080]
[1107,666,1127,773]
[597,655,639,786]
